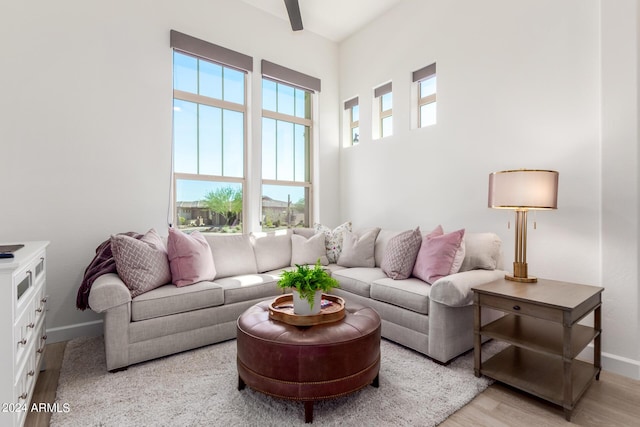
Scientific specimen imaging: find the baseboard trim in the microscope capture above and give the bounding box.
[46,320,103,343]
[579,343,640,380]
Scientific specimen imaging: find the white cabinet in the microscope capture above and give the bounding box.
[0,242,49,427]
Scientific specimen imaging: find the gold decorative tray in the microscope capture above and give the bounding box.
[269,294,346,326]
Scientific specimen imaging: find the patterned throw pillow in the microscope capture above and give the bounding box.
[314,221,352,263]
[381,227,422,280]
[111,229,172,298]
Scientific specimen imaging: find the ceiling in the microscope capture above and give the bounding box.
[240,0,403,42]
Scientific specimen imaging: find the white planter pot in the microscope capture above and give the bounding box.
[292,290,322,315]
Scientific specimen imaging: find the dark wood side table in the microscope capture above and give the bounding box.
[473,278,603,421]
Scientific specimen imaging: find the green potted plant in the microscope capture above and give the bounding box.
[278,259,340,315]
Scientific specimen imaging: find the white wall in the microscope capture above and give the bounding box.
[0,0,340,341]
[338,0,639,378]
[601,0,640,378]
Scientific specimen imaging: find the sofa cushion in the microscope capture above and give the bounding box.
[111,229,172,298]
[214,274,282,304]
[167,228,217,287]
[314,221,352,263]
[251,230,292,273]
[204,234,258,279]
[337,228,381,268]
[331,267,388,298]
[381,227,422,280]
[413,228,465,284]
[131,281,224,321]
[459,232,502,272]
[370,277,431,315]
[291,233,329,266]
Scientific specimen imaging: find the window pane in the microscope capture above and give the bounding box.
[294,88,311,119]
[262,184,308,230]
[199,105,222,175]
[223,110,244,177]
[420,76,437,98]
[381,116,393,138]
[294,124,309,182]
[199,60,222,99]
[262,79,277,112]
[420,102,437,127]
[276,120,294,181]
[173,52,197,94]
[223,67,245,104]
[351,104,359,122]
[173,99,198,174]
[277,83,295,116]
[176,179,242,233]
[352,127,359,145]
[381,92,392,112]
[262,117,277,180]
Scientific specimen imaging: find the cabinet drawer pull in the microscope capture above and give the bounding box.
[41,334,48,341]
[27,322,35,329]
[41,296,48,303]
[37,347,44,354]
[35,307,43,313]
[27,370,35,377]
[513,305,521,311]
[19,393,27,400]
[18,338,27,346]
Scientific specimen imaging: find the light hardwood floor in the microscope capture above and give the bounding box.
[26,341,640,427]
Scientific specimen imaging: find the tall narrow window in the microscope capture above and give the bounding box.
[374,82,393,138]
[414,63,437,127]
[171,31,252,233]
[345,97,359,145]
[261,61,320,231]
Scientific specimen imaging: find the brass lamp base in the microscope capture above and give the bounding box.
[505,262,537,283]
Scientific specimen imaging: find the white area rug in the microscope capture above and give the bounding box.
[51,336,503,426]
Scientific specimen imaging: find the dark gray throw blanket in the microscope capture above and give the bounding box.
[76,232,142,310]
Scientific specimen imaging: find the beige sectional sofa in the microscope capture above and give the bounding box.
[88,228,504,371]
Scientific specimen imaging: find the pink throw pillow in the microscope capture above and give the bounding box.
[167,228,216,287]
[413,226,465,284]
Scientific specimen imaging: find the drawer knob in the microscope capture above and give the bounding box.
[27,322,35,329]
[36,307,43,313]
[513,305,521,311]
[27,370,35,377]
[37,347,44,354]
[19,393,27,400]
[41,334,48,341]
[41,296,48,303]
[18,338,27,346]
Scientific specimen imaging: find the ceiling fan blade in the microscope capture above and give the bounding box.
[284,0,303,31]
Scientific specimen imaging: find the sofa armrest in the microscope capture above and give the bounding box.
[429,269,506,307]
[88,273,132,313]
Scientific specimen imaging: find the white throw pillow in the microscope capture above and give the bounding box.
[337,228,381,268]
[291,233,329,266]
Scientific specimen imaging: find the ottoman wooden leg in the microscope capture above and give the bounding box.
[372,374,379,388]
[238,376,246,391]
[304,401,314,423]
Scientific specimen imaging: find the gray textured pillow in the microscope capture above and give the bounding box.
[111,229,172,298]
[291,233,329,266]
[337,228,381,268]
[381,227,422,279]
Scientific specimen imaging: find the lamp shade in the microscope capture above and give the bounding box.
[488,169,559,210]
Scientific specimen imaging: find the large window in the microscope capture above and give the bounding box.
[414,63,437,128]
[261,60,320,231]
[374,82,393,139]
[171,31,252,233]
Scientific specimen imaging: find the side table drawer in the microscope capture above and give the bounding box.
[478,294,562,323]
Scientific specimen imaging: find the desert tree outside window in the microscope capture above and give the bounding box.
[344,97,359,145]
[374,82,393,139]
[170,30,251,234]
[261,60,320,231]
[414,63,437,127]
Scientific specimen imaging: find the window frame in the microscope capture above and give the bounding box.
[413,63,437,128]
[344,97,359,145]
[171,33,251,233]
[374,82,393,139]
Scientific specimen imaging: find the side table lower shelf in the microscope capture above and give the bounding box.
[482,346,599,409]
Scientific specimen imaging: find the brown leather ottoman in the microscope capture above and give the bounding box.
[236,300,381,423]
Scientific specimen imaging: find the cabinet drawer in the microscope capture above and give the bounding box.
[478,293,563,323]
[13,305,35,365]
